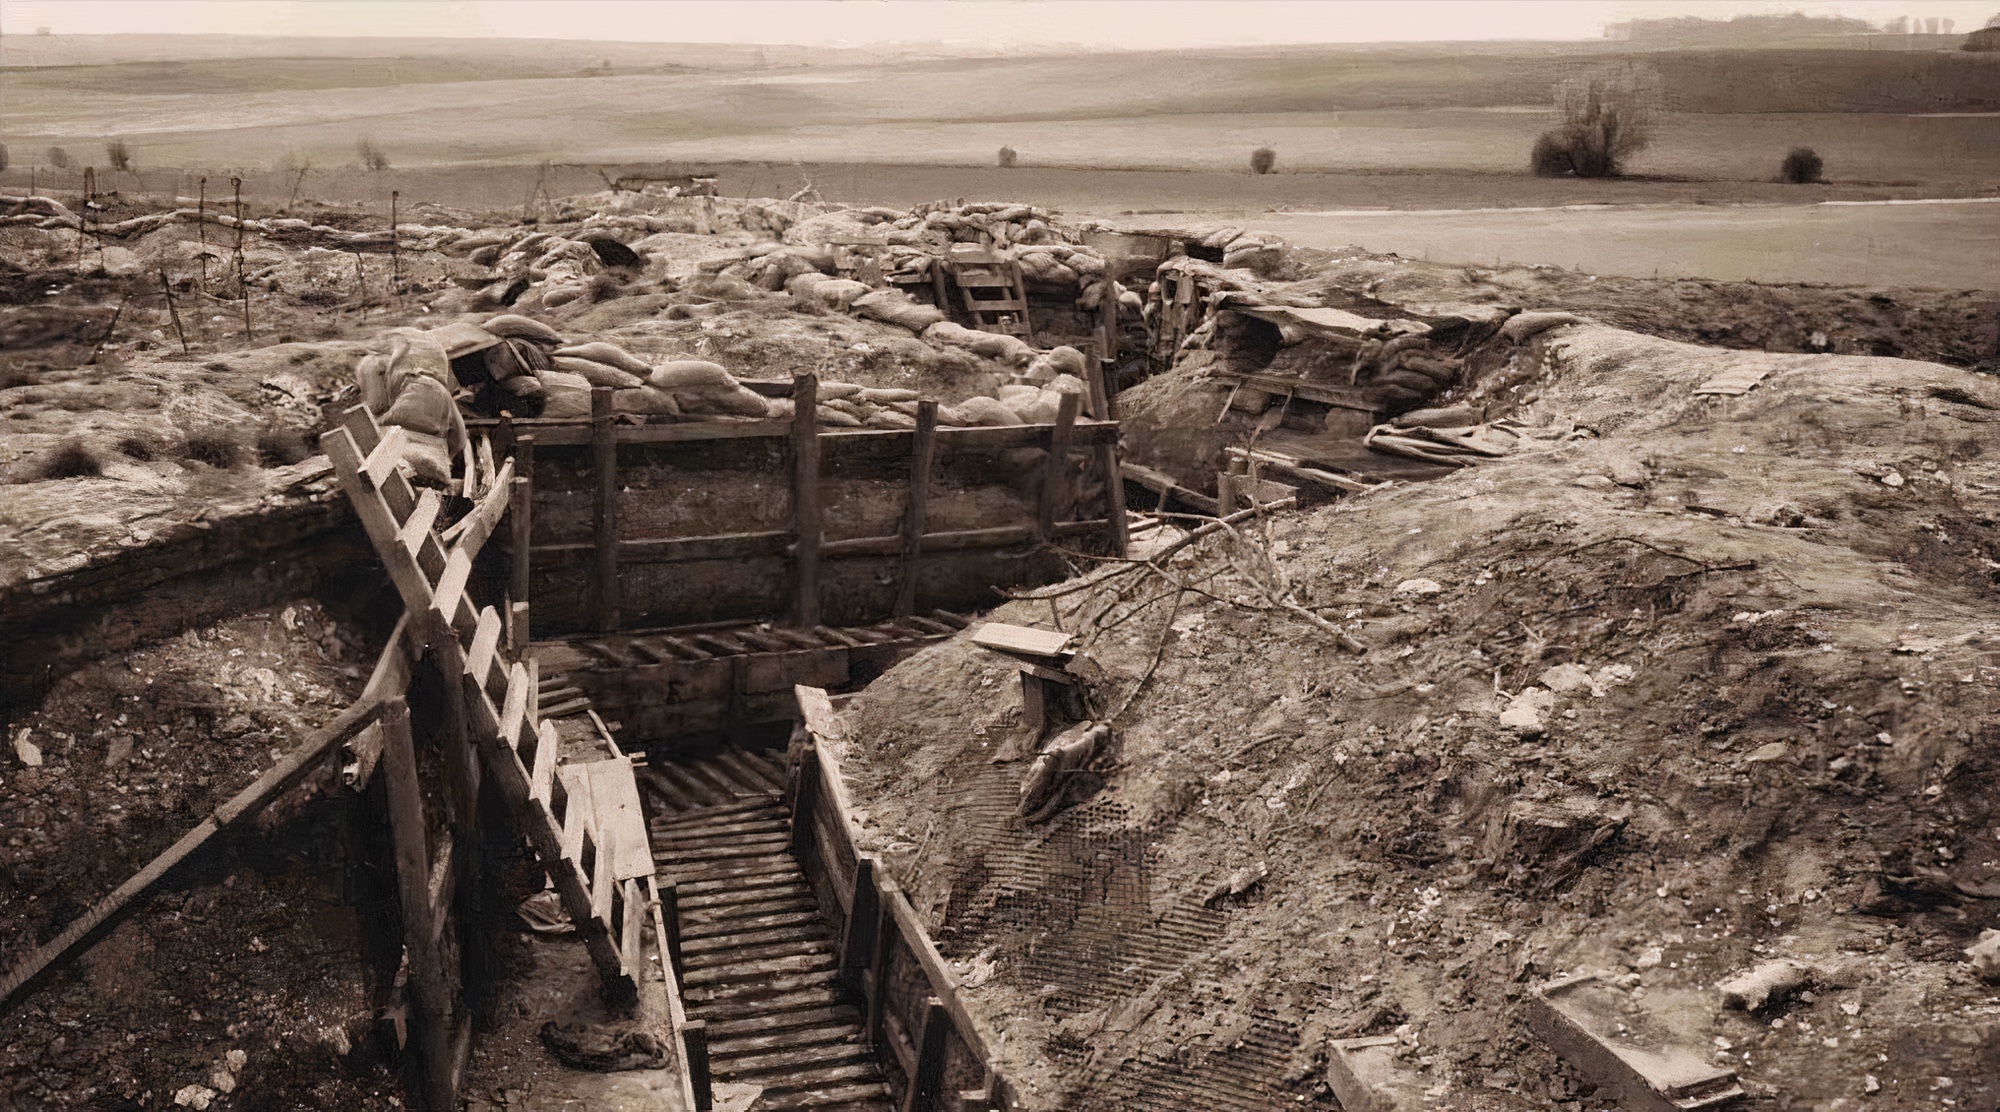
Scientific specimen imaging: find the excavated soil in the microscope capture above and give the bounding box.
[832,327,2000,1110]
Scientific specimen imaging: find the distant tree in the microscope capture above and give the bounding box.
[356,137,390,172]
[0,144,8,175]
[1884,15,1909,33]
[1250,147,1276,175]
[46,146,72,170]
[1531,63,1660,179]
[997,145,1018,168]
[1988,11,2000,28]
[1780,147,1824,183]
[105,139,132,173]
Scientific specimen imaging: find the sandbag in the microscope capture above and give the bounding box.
[996,384,1041,407]
[555,341,651,376]
[398,430,454,486]
[1016,393,1061,424]
[374,327,454,389]
[497,374,545,398]
[817,381,865,401]
[1501,311,1583,344]
[649,361,737,392]
[380,375,457,437]
[816,405,863,427]
[553,356,647,390]
[483,313,564,344]
[858,387,920,405]
[1046,373,1088,397]
[954,396,1023,427]
[482,341,528,384]
[676,387,768,418]
[921,321,1035,367]
[1023,346,1087,384]
[1393,405,1480,429]
[820,397,868,420]
[1397,353,1461,384]
[852,289,946,334]
[865,409,918,430]
[613,386,680,416]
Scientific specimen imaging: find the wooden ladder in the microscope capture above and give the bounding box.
[947,244,1033,341]
[320,405,648,1008]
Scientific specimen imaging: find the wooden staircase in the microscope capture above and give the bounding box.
[650,751,894,1110]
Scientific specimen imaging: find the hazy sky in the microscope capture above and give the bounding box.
[1,0,1992,47]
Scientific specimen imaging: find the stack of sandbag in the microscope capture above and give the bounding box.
[358,328,463,485]
[889,202,1078,251]
[813,384,926,429]
[851,289,947,334]
[648,361,770,419]
[785,271,872,311]
[921,321,1036,368]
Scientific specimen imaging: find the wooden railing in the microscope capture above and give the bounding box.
[470,370,1129,639]
[784,685,1018,1111]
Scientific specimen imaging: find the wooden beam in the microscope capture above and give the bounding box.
[458,417,1121,452]
[817,519,1110,559]
[903,998,950,1112]
[1036,392,1081,542]
[508,455,533,653]
[591,388,620,633]
[790,373,822,629]
[969,623,1073,659]
[1084,360,1129,558]
[837,856,878,1005]
[438,456,516,556]
[684,1020,714,1111]
[532,530,793,566]
[895,400,938,617]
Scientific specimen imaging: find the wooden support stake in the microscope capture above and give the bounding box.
[390,189,402,292]
[895,400,937,617]
[158,270,189,354]
[838,856,879,1005]
[1036,391,1081,543]
[591,389,619,633]
[790,373,822,628]
[904,997,950,1112]
[1084,359,1129,557]
[196,177,206,250]
[661,881,684,981]
[790,745,821,864]
[684,1020,713,1112]
[508,469,533,652]
[84,297,126,367]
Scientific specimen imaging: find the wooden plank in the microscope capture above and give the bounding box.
[379,697,436,954]
[583,758,655,882]
[559,764,598,864]
[399,489,442,556]
[529,719,560,804]
[439,455,515,556]
[620,877,646,981]
[791,373,822,629]
[969,623,1072,659]
[1120,460,1219,516]
[795,684,839,741]
[499,662,531,756]
[464,607,504,697]
[895,400,938,617]
[1036,392,1081,542]
[508,443,534,654]
[902,998,950,1112]
[432,546,474,632]
[530,530,796,566]
[361,424,410,489]
[1085,360,1130,558]
[322,427,441,616]
[454,416,1118,451]
[1211,370,1388,416]
[592,387,620,633]
[426,829,455,945]
[882,880,989,1060]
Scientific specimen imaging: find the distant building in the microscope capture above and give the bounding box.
[1964,25,2000,50]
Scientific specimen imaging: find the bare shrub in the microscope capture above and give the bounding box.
[181,428,244,469]
[1779,147,1824,183]
[1250,147,1277,175]
[255,424,311,467]
[38,439,101,480]
[1532,63,1661,179]
[45,146,72,170]
[115,432,159,461]
[356,138,390,172]
[997,146,1018,168]
[105,139,132,173]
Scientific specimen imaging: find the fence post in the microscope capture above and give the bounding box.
[684,1019,713,1111]
[790,373,822,628]
[838,855,879,1004]
[591,388,620,632]
[660,881,683,981]
[1084,360,1129,557]
[790,745,821,863]
[1036,391,1081,543]
[895,400,938,616]
[906,997,949,1112]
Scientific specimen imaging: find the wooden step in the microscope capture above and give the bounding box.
[680,758,765,801]
[709,1022,858,1061]
[680,909,822,942]
[755,1064,894,1099]
[756,1093,893,1112]
[690,984,844,1021]
[661,838,794,864]
[675,874,808,903]
[682,938,836,971]
[655,762,734,809]
[715,747,787,792]
[682,894,819,925]
[680,922,827,956]
[671,869,806,899]
[652,799,786,829]
[637,767,700,812]
[682,962,838,996]
[705,1004,862,1042]
[661,856,803,885]
[651,818,789,842]
[734,746,788,784]
[715,1041,870,1079]
[680,956,836,992]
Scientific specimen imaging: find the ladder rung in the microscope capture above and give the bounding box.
[500,662,531,754]
[399,489,441,546]
[530,719,559,804]
[465,607,504,695]
[433,547,473,628]
[360,425,408,489]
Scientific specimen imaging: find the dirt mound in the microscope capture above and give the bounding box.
[831,327,2000,1109]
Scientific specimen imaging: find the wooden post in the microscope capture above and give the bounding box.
[591,388,620,633]
[837,856,879,1004]
[1036,391,1081,543]
[196,177,206,251]
[1084,360,1129,558]
[864,888,892,1048]
[684,1019,713,1111]
[790,746,821,863]
[390,189,402,293]
[904,997,950,1112]
[381,696,454,1112]
[789,373,821,628]
[508,466,533,652]
[158,270,189,354]
[895,400,937,617]
[661,881,684,980]
[1018,670,1047,735]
